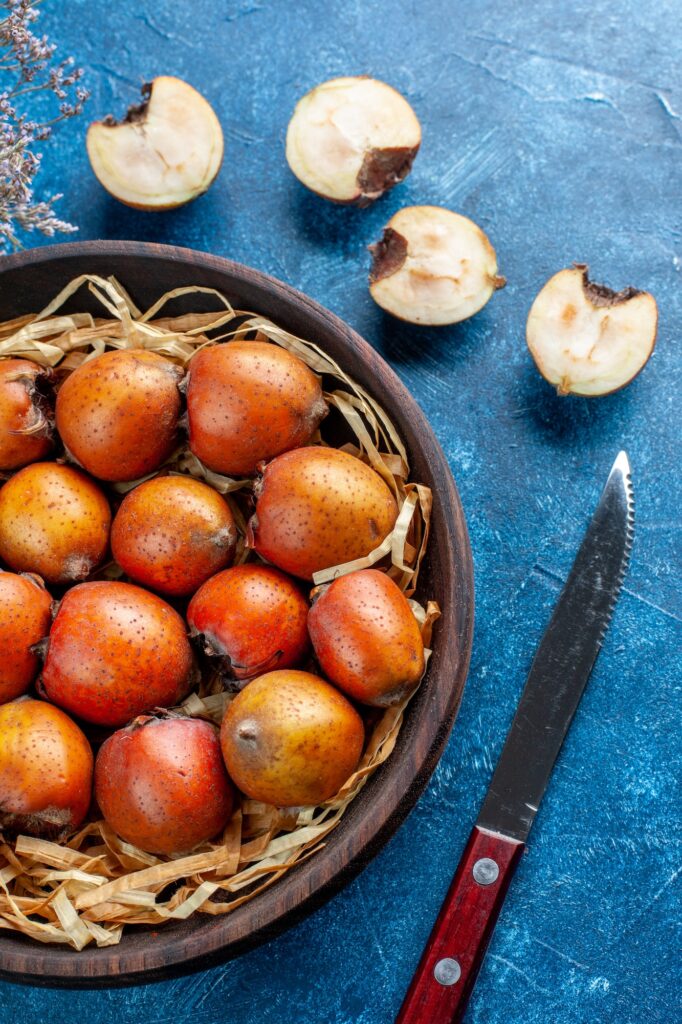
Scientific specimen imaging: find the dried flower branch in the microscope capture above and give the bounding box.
[0,0,88,251]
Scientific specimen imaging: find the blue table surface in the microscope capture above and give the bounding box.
[2,1,680,1021]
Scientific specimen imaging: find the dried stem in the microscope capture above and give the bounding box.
[0,0,89,251]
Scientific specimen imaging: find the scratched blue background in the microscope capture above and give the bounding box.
[2,0,681,1021]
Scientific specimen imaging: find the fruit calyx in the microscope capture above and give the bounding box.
[8,363,54,439]
[574,263,642,307]
[369,227,409,283]
[0,804,75,841]
[103,82,152,127]
[356,146,418,206]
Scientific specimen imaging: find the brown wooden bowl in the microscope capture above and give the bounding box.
[0,241,473,988]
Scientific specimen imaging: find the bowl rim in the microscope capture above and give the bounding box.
[0,240,474,988]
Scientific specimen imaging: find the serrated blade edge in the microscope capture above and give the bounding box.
[477,452,634,842]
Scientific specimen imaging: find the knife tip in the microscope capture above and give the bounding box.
[612,450,631,477]
[609,450,635,554]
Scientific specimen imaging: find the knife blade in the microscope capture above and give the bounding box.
[396,451,634,1024]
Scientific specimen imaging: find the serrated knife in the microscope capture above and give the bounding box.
[396,451,634,1024]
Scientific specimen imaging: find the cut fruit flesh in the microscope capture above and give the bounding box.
[369,205,505,325]
[86,76,223,210]
[286,76,421,206]
[526,264,657,396]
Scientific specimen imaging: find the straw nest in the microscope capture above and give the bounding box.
[0,275,438,949]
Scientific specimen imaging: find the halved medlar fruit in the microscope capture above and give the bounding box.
[286,76,421,206]
[86,76,223,210]
[526,264,658,396]
[369,206,505,325]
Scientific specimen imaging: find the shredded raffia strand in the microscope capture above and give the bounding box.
[0,275,440,946]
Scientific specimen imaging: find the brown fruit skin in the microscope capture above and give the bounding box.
[187,564,309,680]
[111,475,237,597]
[249,447,398,580]
[0,359,53,471]
[220,670,364,807]
[40,581,196,727]
[0,698,93,839]
[0,571,53,704]
[95,716,233,855]
[55,349,183,482]
[186,342,328,477]
[0,462,111,585]
[308,569,425,706]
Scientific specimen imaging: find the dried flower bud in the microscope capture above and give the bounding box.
[369,206,505,325]
[526,264,658,396]
[286,76,421,207]
[86,76,223,210]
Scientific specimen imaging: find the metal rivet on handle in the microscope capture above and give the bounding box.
[434,957,461,986]
[472,857,499,885]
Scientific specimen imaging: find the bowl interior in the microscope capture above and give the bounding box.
[0,241,473,987]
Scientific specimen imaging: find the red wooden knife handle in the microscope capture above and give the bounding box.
[396,825,524,1024]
